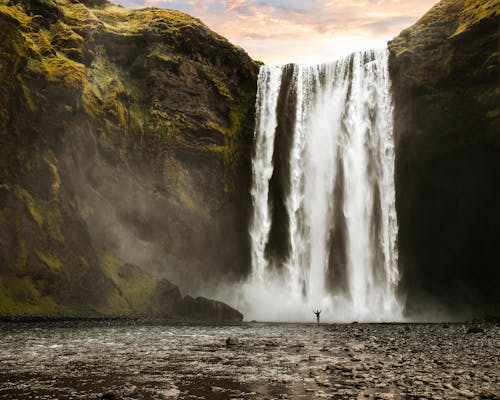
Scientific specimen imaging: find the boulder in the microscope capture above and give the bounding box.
[180,296,243,322]
[101,392,119,400]
[159,388,180,399]
[466,326,485,334]
[226,336,239,346]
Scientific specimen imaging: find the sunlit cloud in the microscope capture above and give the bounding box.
[115,0,439,63]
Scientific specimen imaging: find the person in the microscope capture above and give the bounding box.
[313,309,321,325]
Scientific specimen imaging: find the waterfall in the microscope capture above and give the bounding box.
[245,49,402,322]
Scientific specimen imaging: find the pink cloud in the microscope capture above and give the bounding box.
[114,0,439,63]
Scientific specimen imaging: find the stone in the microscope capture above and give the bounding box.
[101,392,119,400]
[466,326,485,334]
[159,388,180,399]
[456,389,475,398]
[226,336,239,346]
[123,384,137,396]
[181,296,244,322]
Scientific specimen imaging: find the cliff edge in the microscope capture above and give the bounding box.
[0,0,257,319]
[389,0,499,318]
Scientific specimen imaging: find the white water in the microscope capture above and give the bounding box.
[241,50,402,322]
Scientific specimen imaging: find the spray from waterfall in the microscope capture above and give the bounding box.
[242,49,402,322]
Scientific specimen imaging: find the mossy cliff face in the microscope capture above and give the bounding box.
[0,0,258,317]
[389,0,499,318]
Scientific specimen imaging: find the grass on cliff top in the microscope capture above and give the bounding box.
[90,3,211,36]
[452,0,500,38]
[392,0,499,53]
[0,4,87,93]
[0,2,32,25]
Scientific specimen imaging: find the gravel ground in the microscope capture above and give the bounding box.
[0,321,498,399]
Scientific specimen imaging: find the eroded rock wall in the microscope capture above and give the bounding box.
[389,0,499,318]
[0,0,258,316]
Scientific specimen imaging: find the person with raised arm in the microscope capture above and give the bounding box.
[313,309,321,325]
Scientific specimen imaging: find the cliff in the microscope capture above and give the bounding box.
[389,0,499,318]
[0,0,257,318]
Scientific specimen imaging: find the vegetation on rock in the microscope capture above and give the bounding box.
[0,0,258,317]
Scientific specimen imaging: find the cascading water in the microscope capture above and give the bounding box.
[243,49,402,322]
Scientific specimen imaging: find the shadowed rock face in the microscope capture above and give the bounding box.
[0,0,258,317]
[389,0,499,318]
[180,296,243,322]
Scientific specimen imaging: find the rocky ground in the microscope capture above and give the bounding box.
[0,321,498,399]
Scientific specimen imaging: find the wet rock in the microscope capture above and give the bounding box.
[0,322,498,399]
[102,392,120,400]
[159,388,180,399]
[466,326,485,334]
[123,384,137,396]
[181,296,244,322]
[226,336,239,346]
[456,389,475,398]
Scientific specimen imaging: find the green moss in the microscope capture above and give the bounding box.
[41,53,85,89]
[97,291,131,315]
[0,4,32,27]
[0,275,62,314]
[14,186,43,226]
[486,108,500,119]
[148,50,175,64]
[79,256,89,268]
[0,206,10,226]
[85,54,148,159]
[100,251,122,276]
[62,2,99,27]
[100,252,159,313]
[395,48,414,58]
[82,85,102,118]
[48,21,84,55]
[215,101,253,190]
[0,0,258,316]
[0,12,32,131]
[15,228,28,272]
[13,185,64,243]
[19,76,37,112]
[91,5,208,36]
[35,249,63,270]
[46,208,64,243]
[452,0,499,38]
[207,73,233,102]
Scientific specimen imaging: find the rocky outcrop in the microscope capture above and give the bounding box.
[389,0,499,318]
[180,296,243,322]
[0,0,258,317]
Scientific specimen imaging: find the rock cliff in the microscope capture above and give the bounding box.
[0,0,257,318]
[389,0,499,318]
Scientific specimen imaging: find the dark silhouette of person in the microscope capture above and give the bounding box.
[314,309,321,325]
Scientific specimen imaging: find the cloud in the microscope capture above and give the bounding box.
[113,0,439,63]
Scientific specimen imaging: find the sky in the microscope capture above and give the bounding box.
[115,0,439,64]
